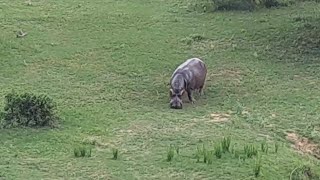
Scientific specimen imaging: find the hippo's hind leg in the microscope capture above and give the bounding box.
[186,89,196,103]
[199,86,205,96]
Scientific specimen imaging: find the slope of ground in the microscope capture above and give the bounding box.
[0,0,320,179]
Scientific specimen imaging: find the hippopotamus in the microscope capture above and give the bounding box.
[169,58,207,109]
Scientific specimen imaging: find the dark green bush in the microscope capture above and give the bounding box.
[187,0,292,12]
[213,0,256,11]
[0,92,59,128]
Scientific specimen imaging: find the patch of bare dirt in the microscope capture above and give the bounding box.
[286,133,320,159]
[209,113,230,123]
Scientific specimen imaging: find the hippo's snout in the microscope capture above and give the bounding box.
[170,97,183,109]
[171,105,182,109]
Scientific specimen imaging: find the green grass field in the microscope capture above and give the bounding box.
[1,0,320,179]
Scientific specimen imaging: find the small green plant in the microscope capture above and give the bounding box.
[80,147,86,157]
[244,144,258,158]
[214,143,222,159]
[195,143,216,163]
[87,148,92,157]
[195,145,203,163]
[1,91,59,128]
[221,136,231,153]
[261,140,269,153]
[196,145,203,163]
[202,144,208,163]
[254,155,262,177]
[74,146,92,158]
[74,148,80,157]
[275,142,279,153]
[112,148,119,160]
[207,150,214,164]
[167,145,174,162]
[203,150,208,163]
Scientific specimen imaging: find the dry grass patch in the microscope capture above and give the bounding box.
[286,132,320,159]
[209,113,230,123]
[208,68,243,85]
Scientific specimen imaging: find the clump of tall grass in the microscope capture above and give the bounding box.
[195,144,202,163]
[254,155,262,177]
[214,143,223,159]
[195,142,222,163]
[261,140,269,153]
[206,150,214,164]
[112,148,119,160]
[74,146,92,158]
[275,142,279,153]
[221,136,231,153]
[167,145,175,162]
[244,144,258,158]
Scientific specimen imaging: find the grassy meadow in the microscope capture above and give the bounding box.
[1,0,320,179]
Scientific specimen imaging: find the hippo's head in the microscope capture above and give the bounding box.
[169,88,184,109]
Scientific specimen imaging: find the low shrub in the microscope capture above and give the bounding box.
[0,92,59,128]
[213,0,256,11]
[186,0,293,12]
[293,17,320,54]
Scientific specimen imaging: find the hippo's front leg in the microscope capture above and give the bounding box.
[186,89,195,103]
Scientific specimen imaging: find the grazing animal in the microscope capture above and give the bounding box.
[169,58,207,109]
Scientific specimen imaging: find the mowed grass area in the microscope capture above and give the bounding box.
[1,0,320,179]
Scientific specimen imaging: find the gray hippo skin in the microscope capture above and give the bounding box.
[169,58,207,109]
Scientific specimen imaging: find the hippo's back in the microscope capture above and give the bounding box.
[172,58,206,78]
